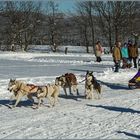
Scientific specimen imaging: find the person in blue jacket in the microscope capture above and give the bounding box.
[121,42,131,68]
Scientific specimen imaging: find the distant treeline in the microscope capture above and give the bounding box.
[0,1,140,52]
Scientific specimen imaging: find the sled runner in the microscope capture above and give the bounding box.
[128,58,140,89]
[128,68,140,89]
[128,81,140,89]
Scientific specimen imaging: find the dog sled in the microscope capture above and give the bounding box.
[122,59,132,69]
[128,69,140,89]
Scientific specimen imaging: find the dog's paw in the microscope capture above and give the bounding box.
[6,104,14,109]
[70,93,73,95]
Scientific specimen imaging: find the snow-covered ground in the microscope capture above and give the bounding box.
[0,46,140,139]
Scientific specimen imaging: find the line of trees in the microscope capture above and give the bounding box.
[74,1,140,53]
[0,1,42,51]
[0,1,140,53]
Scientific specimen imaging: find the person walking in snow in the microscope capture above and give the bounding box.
[95,41,103,62]
[112,41,121,72]
[128,40,139,68]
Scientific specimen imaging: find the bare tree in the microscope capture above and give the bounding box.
[94,1,140,51]
[1,1,42,51]
[19,1,42,51]
[94,1,114,52]
[74,3,90,53]
[44,1,64,52]
[108,1,139,43]
[75,1,96,53]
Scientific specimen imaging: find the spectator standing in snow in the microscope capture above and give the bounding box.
[128,40,139,68]
[121,42,130,68]
[11,43,15,51]
[112,41,121,72]
[95,41,103,62]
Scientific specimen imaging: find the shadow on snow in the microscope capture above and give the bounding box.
[98,80,130,90]
[59,94,85,101]
[117,131,140,139]
[0,99,34,108]
[86,104,140,114]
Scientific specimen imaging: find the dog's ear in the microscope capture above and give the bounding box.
[10,79,15,82]
[90,71,93,75]
[86,70,89,75]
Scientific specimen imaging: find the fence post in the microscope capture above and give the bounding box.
[65,47,68,54]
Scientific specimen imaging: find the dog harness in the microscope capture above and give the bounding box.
[27,84,38,91]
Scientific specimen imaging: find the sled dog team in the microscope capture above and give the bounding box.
[7,71,101,109]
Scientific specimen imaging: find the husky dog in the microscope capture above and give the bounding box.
[55,73,79,96]
[7,79,39,108]
[85,71,101,99]
[36,83,60,108]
